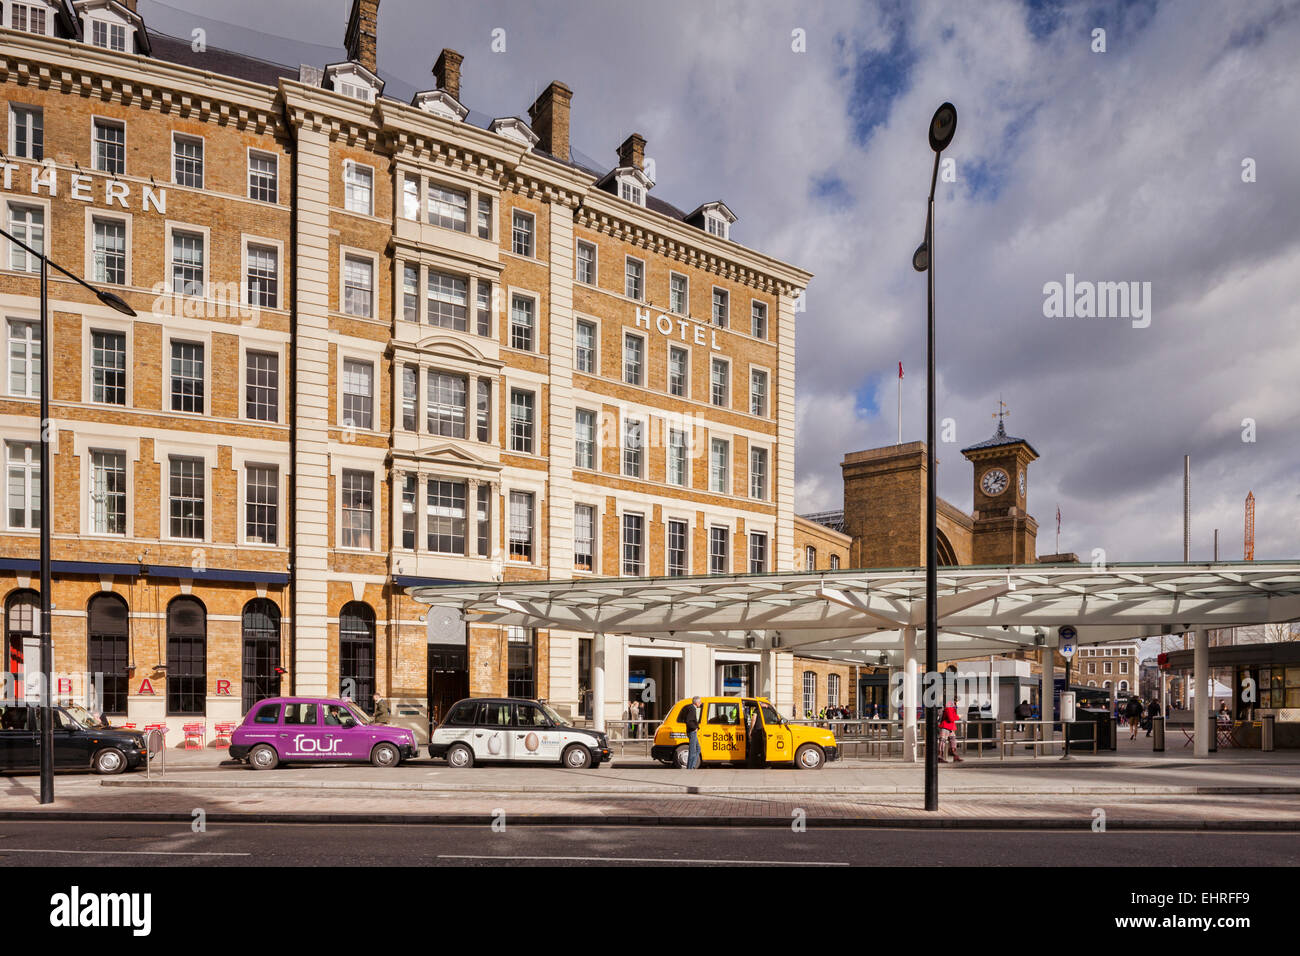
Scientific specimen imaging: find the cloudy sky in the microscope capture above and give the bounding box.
[141,0,1300,563]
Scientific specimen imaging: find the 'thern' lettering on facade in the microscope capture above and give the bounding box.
[1,161,168,213]
[635,307,725,351]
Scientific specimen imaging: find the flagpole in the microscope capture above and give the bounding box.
[897,362,903,444]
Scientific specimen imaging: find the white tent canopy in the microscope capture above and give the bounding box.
[408,562,1300,665]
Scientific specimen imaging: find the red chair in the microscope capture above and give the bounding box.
[123,723,137,730]
[213,722,237,746]
[182,723,206,749]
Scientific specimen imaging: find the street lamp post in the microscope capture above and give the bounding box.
[0,225,135,805]
[912,102,957,812]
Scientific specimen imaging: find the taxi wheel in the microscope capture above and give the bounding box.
[673,745,690,768]
[446,743,475,768]
[92,747,127,775]
[794,743,825,770]
[249,744,279,771]
[562,744,592,769]
[371,743,400,768]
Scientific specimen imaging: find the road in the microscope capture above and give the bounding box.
[2,820,1297,867]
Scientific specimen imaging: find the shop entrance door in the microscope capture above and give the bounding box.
[427,645,469,727]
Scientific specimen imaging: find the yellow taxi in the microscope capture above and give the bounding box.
[651,697,838,769]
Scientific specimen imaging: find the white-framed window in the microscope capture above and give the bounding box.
[245,464,278,545]
[427,182,468,232]
[709,437,729,494]
[575,408,596,470]
[344,161,374,215]
[248,150,278,203]
[624,256,644,300]
[399,474,417,550]
[1104,661,1113,674]
[620,180,644,205]
[508,491,535,562]
[751,300,768,339]
[622,332,644,386]
[336,78,374,103]
[5,441,39,530]
[167,455,205,540]
[749,531,768,574]
[6,318,40,398]
[401,174,420,220]
[575,319,596,374]
[802,672,817,715]
[621,511,645,576]
[427,270,468,331]
[91,215,128,285]
[90,329,127,405]
[805,545,817,570]
[170,229,205,296]
[7,202,43,273]
[511,210,534,257]
[667,428,688,487]
[827,673,840,708]
[11,3,49,35]
[341,358,374,430]
[576,240,597,284]
[400,365,418,432]
[172,133,204,188]
[89,449,126,536]
[670,272,688,315]
[341,469,374,549]
[475,379,491,443]
[509,293,535,351]
[710,358,729,407]
[475,485,491,557]
[8,105,42,160]
[477,195,493,239]
[475,280,493,337]
[706,215,728,239]
[1120,661,1130,675]
[509,389,535,454]
[750,367,768,417]
[425,370,467,438]
[90,18,127,51]
[245,350,279,422]
[426,479,468,555]
[169,340,204,414]
[667,519,689,576]
[246,242,279,310]
[574,503,595,572]
[92,118,125,175]
[668,346,689,398]
[830,555,841,570]
[709,525,729,574]
[712,287,729,328]
[343,253,374,317]
[750,446,767,500]
[622,416,644,478]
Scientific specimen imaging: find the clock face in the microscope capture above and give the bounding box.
[1018,471,1026,497]
[980,468,1009,496]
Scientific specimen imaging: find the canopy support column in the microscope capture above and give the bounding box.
[593,632,606,733]
[759,641,773,700]
[903,626,918,762]
[1040,633,1057,754]
[1194,626,1209,757]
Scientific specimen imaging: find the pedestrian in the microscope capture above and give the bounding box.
[627,698,640,738]
[939,698,963,763]
[1145,696,1160,736]
[1124,695,1144,740]
[746,703,766,769]
[1014,698,1032,732]
[682,695,702,769]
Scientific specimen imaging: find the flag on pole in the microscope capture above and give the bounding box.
[898,361,904,379]
[1056,505,1061,533]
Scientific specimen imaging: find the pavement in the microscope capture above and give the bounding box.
[4,734,1300,829]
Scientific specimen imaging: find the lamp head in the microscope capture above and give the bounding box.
[97,289,137,316]
[928,102,957,152]
[912,241,929,272]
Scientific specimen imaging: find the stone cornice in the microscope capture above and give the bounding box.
[0,29,285,137]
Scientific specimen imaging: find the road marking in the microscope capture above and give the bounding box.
[0,848,250,857]
[438,854,848,865]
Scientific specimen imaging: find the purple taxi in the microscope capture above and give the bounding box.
[229,697,419,770]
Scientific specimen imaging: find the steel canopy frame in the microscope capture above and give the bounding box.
[408,562,1300,655]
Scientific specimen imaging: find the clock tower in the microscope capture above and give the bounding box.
[961,405,1039,564]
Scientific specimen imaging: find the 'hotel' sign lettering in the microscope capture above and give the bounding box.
[635,307,723,351]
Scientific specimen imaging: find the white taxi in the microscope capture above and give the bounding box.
[428,697,611,769]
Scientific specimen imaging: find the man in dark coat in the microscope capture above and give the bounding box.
[681,696,702,769]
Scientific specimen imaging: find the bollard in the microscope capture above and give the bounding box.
[1209,712,1217,753]
[1262,714,1275,752]
[1152,715,1164,752]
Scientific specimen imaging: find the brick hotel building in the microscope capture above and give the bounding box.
[0,0,811,732]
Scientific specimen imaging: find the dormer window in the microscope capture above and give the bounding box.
[706,216,728,239]
[11,3,50,35]
[322,63,383,105]
[489,117,540,149]
[337,80,372,102]
[687,201,738,242]
[90,18,127,51]
[620,181,644,205]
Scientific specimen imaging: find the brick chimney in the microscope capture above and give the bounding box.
[432,49,463,102]
[529,81,573,161]
[121,0,138,11]
[617,133,646,171]
[345,0,380,74]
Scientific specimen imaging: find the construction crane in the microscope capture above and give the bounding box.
[1245,491,1256,561]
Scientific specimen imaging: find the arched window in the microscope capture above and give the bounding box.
[801,671,817,715]
[830,555,840,570]
[241,599,281,713]
[5,589,39,698]
[827,673,841,708]
[166,596,206,716]
[88,593,129,714]
[1118,680,1129,693]
[1102,680,1112,690]
[339,602,375,711]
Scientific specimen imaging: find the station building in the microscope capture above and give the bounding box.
[0,0,811,733]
